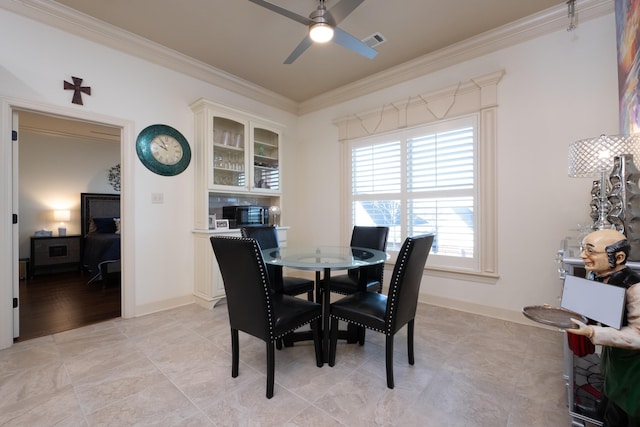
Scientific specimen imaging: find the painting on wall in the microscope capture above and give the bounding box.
[616,0,640,134]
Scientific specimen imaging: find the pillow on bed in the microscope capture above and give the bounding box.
[91,217,119,234]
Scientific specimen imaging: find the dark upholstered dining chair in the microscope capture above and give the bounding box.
[328,234,434,389]
[322,226,389,298]
[210,235,322,399]
[322,226,389,345]
[241,226,314,301]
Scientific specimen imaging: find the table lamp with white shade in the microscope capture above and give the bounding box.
[269,205,281,227]
[53,209,70,236]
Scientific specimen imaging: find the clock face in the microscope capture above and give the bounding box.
[150,135,183,165]
[136,124,191,176]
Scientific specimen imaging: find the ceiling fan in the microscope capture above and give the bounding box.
[248,0,378,64]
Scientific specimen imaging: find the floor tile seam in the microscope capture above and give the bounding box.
[70,336,184,418]
[65,350,159,393]
[290,399,348,426]
[276,387,323,425]
[51,330,131,356]
[67,366,93,425]
[76,365,198,421]
[113,319,186,342]
[154,367,218,427]
[0,359,74,411]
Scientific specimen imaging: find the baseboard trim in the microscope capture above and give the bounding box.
[135,295,195,317]
[419,294,554,330]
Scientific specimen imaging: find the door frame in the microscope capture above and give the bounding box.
[0,96,136,349]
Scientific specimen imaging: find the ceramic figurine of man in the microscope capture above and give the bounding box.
[567,229,640,426]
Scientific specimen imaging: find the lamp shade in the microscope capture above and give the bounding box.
[568,134,640,177]
[269,205,281,216]
[53,209,70,222]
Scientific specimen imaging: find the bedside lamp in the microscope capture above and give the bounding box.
[53,209,70,236]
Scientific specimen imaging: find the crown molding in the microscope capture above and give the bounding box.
[0,0,299,114]
[298,0,613,115]
[1,0,613,116]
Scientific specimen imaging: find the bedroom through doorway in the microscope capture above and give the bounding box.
[15,110,122,341]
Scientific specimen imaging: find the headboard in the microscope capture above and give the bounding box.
[80,193,121,237]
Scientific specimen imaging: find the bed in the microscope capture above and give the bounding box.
[80,192,121,284]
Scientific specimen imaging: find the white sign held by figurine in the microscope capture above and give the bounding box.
[561,275,627,329]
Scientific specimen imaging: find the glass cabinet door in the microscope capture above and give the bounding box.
[212,116,247,190]
[252,126,280,192]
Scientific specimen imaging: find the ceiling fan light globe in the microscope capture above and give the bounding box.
[309,23,334,43]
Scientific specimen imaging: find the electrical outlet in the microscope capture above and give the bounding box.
[151,193,164,204]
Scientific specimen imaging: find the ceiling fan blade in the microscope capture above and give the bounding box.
[333,27,378,60]
[284,36,313,64]
[328,0,365,24]
[247,0,311,26]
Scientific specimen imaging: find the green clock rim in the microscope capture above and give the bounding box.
[136,124,191,176]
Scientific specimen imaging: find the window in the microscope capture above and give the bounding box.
[350,115,478,271]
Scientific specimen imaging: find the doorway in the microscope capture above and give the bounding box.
[15,109,123,340]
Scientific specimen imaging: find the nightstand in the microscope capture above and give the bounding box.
[30,235,81,277]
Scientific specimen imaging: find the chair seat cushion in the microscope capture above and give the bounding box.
[327,274,381,295]
[282,276,314,295]
[330,292,387,332]
[271,294,321,337]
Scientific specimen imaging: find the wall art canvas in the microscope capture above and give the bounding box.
[616,0,640,133]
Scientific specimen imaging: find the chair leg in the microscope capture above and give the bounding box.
[266,341,275,399]
[231,328,239,378]
[329,317,339,367]
[307,290,313,301]
[385,334,394,389]
[407,319,415,365]
[312,318,323,367]
[358,327,366,345]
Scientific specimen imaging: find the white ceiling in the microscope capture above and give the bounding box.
[49,0,566,104]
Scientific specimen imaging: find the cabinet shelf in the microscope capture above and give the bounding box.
[254,164,278,170]
[214,166,245,173]
[254,139,277,148]
[214,143,244,151]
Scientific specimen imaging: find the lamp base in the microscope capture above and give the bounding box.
[58,227,67,237]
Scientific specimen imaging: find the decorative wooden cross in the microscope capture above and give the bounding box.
[63,76,91,105]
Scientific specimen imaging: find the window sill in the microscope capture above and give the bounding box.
[421,264,499,284]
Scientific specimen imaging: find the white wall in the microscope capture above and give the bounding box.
[0,6,297,348]
[0,5,621,348]
[291,14,619,323]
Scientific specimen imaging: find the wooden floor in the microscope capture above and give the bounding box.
[17,270,121,341]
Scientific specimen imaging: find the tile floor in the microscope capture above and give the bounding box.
[0,302,575,426]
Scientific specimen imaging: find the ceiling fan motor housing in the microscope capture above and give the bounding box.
[309,3,335,26]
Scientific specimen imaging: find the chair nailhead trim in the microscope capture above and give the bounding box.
[218,235,322,342]
[329,237,416,336]
[328,314,387,335]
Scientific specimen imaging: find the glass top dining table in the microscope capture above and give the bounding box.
[261,245,388,270]
[262,246,388,363]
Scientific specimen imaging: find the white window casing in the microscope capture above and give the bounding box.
[334,71,503,279]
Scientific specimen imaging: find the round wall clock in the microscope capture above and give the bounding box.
[136,124,191,176]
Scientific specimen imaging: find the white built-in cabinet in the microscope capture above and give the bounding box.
[190,98,284,308]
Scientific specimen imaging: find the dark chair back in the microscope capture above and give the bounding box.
[385,234,434,333]
[210,235,272,341]
[349,226,389,284]
[210,235,322,399]
[241,226,281,288]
